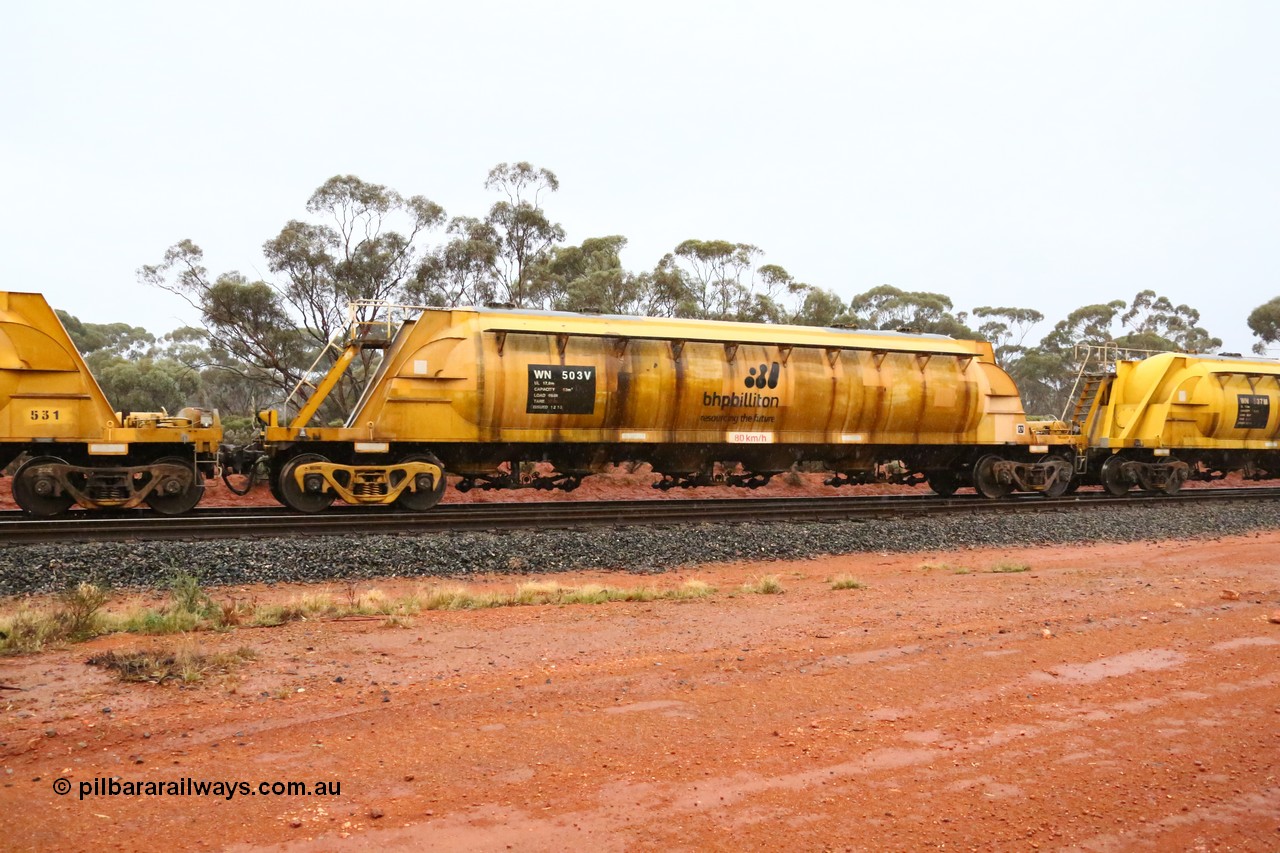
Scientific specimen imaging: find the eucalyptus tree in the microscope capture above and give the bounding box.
[411,162,565,309]
[846,285,976,338]
[539,236,651,315]
[1020,300,1127,418]
[1115,289,1220,353]
[139,245,314,400]
[54,310,200,416]
[262,174,445,347]
[409,216,500,307]
[789,286,848,327]
[972,306,1045,365]
[141,175,446,416]
[662,239,762,320]
[1248,296,1280,355]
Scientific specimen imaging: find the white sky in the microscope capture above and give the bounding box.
[3,1,1277,353]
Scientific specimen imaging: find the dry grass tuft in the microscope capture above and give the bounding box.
[920,562,971,574]
[829,575,866,590]
[87,645,257,684]
[741,575,784,595]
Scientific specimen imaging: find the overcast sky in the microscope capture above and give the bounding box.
[3,1,1277,353]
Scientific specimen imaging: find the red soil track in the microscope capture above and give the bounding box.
[2,532,1279,850]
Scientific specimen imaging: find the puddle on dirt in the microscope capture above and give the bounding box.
[1209,636,1280,652]
[945,775,1024,800]
[1031,649,1187,684]
[865,707,912,722]
[603,699,687,715]
[899,729,945,744]
[855,746,936,770]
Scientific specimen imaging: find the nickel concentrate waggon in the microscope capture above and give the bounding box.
[1061,344,1280,495]
[235,301,1078,512]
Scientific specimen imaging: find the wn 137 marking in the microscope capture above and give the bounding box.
[1236,394,1270,430]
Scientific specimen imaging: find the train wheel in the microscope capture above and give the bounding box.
[926,470,961,497]
[145,457,205,515]
[12,456,75,517]
[1100,455,1130,496]
[267,460,286,506]
[278,453,336,513]
[1040,455,1073,499]
[972,455,1012,499]
[395,453,447,512]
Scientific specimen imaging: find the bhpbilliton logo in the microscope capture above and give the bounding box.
[745,362,780,390]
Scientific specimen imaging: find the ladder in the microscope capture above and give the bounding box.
[1060,341,1170,426]
[1068,374,1106,426]
[1060,343,1120,426]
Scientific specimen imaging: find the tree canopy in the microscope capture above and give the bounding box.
[846,286,977,339]
[1248,296,1280,355]
[121,164,1238,426]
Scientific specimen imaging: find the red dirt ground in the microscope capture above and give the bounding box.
[2,533,1280,851]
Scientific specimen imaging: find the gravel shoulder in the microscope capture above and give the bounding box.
[4,499,1280,597]
[2,532,1280,850]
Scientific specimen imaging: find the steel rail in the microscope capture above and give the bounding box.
[2,487,1279,545]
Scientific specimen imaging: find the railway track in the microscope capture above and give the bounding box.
[2,487,1279,545]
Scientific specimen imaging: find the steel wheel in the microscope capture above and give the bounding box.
[395,453,447,511]
[278,453,336,513]
[12,456,75,517]
[972,454,1012,499]
[267,460,286,505]
[1100,455,1130,496]
[145,456,204,515]
[926,470,961,497]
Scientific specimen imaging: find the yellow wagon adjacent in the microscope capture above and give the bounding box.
[1069,349,1280,494]
[0,291,222,515]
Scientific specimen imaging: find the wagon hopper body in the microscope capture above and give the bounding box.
[1073,351,1280,495]
[259,306,1076,511]
[0,291,222,516]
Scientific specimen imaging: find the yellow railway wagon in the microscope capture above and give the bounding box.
[0,291,222,515]
[258,306,1076,511]
[1077,351,1280,494]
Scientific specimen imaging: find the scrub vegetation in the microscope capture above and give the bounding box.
[0,573,720,655]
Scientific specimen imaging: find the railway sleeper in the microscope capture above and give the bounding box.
[456,470,583,492]
[824,471,871,488]
[1242,461,1277,481]
[825,468,928,488]
[653,469,776,490]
